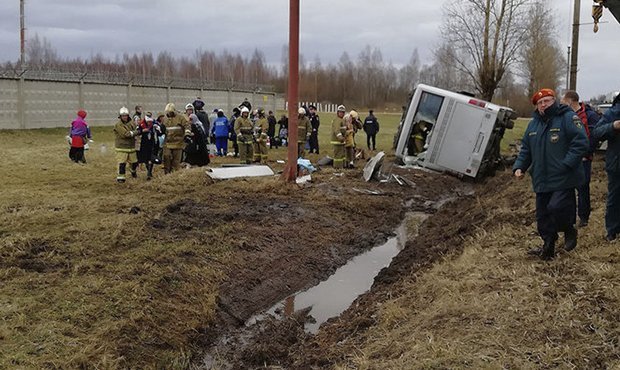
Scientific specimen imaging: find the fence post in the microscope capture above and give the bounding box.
[166,80,172,104]
[227,89,232,114]
[78,72,87,109]
[126,77,134,108]
[17,70,27,129]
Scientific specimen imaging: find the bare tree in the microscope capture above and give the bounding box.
[442,0,531,100]
[519,0,565,97]
[26,33,59,66]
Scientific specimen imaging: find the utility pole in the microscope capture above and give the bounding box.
[20,0,26,68]
[283,0,299,182]
[569,0,580,90]
[566,46,571,91]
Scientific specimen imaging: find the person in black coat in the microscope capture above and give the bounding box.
[193,98,211,144]
[184,113,210,166]
[136,114,160,180]
[363,110,380,151]
[308,105,320,154]
[267,110,278,148]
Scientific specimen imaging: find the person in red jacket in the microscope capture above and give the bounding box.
[561,90,601,227]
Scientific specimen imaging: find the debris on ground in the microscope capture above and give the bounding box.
[206,165,275,179]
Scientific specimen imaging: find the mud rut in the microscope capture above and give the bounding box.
[153,167,493,369]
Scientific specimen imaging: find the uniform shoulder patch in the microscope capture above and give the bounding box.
[572,115,583,129]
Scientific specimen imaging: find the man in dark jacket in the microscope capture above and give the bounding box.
[591,94,620,241]
[229,107,240,157]
[561,91,600,227]
[513,88,589,260]
[267,110,277,149]
[308,105,320,154]
[192,98,211,143]
[363,110,380,151]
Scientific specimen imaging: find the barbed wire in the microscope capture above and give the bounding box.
[0,67,275,93]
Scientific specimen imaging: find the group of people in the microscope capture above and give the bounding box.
[67,97,382,180]
[513,88,620,260]
[329,106,379,169]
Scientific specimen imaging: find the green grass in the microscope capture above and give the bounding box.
[0,112,402,368]
[0,112,525,368]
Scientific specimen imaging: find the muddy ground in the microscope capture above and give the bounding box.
[181,164,486,369]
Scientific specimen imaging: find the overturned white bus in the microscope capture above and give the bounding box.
[394,84,517,179]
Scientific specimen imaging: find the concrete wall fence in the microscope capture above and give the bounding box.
[0,76,285,129]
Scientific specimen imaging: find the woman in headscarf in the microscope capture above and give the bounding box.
[184,113,210,166]
[136,113,159,180]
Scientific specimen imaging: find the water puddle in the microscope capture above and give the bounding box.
[246,212,428,333]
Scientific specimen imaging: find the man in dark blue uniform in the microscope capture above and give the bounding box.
[513,88,589,260]
[308,105,320,154]
[363,110,380,151]
[591,94,620,241]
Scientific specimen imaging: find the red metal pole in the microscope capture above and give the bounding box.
[283,0,299,182]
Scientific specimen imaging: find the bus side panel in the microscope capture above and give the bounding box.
[430,102,495,177]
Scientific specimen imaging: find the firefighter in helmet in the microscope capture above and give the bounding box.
[235,106,254,164]
[162,103,191,173]
[331,105,347,169]
[113,106,141,182]
[253,108,269,164]
[297,107,312,158]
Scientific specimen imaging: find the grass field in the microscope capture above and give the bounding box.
[333,160,620,369]
[0,111,532,368]
[0,112,404,368]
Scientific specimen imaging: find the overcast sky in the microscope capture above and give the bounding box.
[0,0,618,99]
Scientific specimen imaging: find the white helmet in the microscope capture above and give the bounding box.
[185,103,194,110]
[240,107,250,114]
[164,103,176,113]
[298,107,306,115]
[119,106,130,115]
[337,104,346,112]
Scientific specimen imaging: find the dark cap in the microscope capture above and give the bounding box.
[308,104,316,109]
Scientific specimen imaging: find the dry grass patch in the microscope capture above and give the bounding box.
[339,164,620,369]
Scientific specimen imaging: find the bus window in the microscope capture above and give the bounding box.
[408,92,444,156]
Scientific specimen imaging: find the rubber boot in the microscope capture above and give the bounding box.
[117,163,127,183]
[130,162,138,178]
[146,163,153,180]
[540,237,556,261]
[564,227,578,252]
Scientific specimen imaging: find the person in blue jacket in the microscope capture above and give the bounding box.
[513,88,589,260]
[591,93,620,241]
[211,109,230,157]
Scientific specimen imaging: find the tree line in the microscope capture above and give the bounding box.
[5,0,565,116]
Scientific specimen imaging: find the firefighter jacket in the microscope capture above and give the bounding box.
[163,113,191,150]
[235,116,254,144]
[113,119,138,152]
[344,115,355,147]
[297,115,312,143]
[513,103,589,193]
[254,117,269,142]
[331,116,346,145]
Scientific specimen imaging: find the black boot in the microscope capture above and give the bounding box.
[564,227,578,252]
[130,163,138,178]
[117,163,127,183]
[540,237,556,261]
[146,163,153,180]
